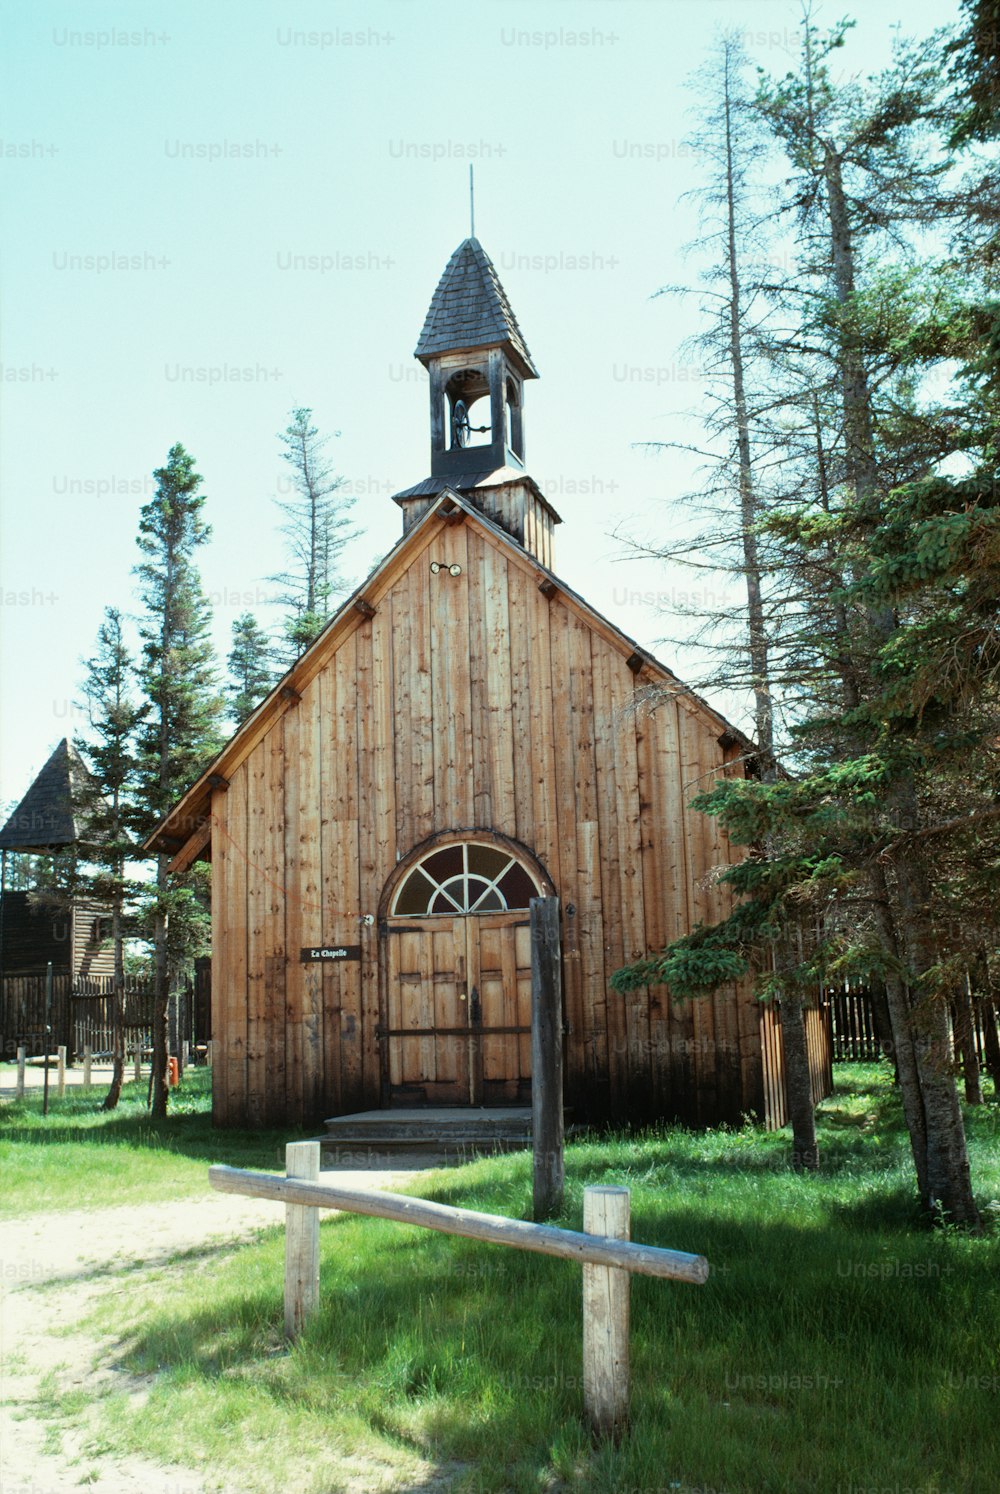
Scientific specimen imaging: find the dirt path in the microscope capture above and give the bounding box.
[0,1170,454,1494]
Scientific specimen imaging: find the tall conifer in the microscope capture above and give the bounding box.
[133,443,223,1117]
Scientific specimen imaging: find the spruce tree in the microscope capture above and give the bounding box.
[134,443,224,1118]
[946,0,1000,146]
[226,611,276,727]
[74,607,146,1110]
[617,15,992,1224]
[629,32,823,1168]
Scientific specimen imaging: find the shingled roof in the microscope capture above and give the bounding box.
[0,739,99,852]
[415,237,538,377]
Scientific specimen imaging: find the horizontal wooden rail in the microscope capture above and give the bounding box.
[209,1145,708,1440]
[208,1165,709,1284]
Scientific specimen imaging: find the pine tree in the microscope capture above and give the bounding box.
[626,33,823,1167]
[616,14,993,1224]
[74,608,147,1110]
[270,408,357,659]
[226,611,275,727]
[134,443,224,1118]
[760,12,980,1225]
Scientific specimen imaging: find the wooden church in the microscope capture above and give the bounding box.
[147,236,831,1129]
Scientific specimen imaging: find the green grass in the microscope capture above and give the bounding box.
[0,1065,308,1213]
[7,1064,1000,1492]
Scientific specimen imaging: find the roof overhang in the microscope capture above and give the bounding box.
[414,339,538,382]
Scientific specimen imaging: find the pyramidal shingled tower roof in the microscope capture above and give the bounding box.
[415,237,538,377]
[0,738,98,852]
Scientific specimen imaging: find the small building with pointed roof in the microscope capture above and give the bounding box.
[0,739,113,981]
[146,238,831,1129]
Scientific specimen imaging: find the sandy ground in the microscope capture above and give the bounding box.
[0,1149,459,1494]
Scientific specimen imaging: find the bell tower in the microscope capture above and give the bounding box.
[393,237,561,564]
[416,236,537,479]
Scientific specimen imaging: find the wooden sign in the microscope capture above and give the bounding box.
[300,945,362,963]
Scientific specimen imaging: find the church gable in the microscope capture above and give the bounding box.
[226,489,742,872]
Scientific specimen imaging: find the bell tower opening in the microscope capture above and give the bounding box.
[445,367,492,451]
[505,375,523,461]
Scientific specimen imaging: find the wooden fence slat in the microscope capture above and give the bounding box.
[2,971,210,1062]
[830,987,884,1063]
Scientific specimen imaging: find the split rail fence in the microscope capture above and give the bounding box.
[210,1140,708,1439]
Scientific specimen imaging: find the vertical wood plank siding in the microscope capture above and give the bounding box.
[211,511,813,1127]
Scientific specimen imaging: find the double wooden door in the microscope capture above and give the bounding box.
[381,911,532,1105]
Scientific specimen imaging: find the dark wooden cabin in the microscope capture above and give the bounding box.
[0,738,113,981]
[147,237,831,1129]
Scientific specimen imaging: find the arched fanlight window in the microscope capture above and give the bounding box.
[391,841,541,916]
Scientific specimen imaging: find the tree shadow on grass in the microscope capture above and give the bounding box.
[26,1229,284,1296]
[102,1196,1000,1494]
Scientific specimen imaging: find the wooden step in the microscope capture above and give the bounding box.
[320,1106,580,1162]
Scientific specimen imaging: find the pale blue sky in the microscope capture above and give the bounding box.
[0,0,953,808]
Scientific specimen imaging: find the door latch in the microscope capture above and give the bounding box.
[469,985,482,1026]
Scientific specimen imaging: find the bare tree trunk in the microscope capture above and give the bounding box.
[969,950,1000,1097]
[823,141,979,1226]
[781,990,819,1169]
[150,856,169,1119]
[869,978,896,1071]
[102,898,126,1111]
[982,1002,1000,1098]
[869,870,929,1200]
[914,995,979,1224]
[890,847,980,1226]
[722,40,817,1167]
[953,979,983,1105]
[721,44,774,777]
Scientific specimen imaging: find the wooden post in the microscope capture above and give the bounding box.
[134,1046,142,1083]
[57,1045,66,1098]
[284,1140,321,1339]
[16,1045,25,1099]
[83,1044,92,1089]
[531,896,564,1221]
[206,1039,213,1069]
[181,1039,189,1074]
[582,1185,630,1441]
[42,961,53,1116]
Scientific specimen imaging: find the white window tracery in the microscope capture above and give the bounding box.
[391,841,541,916]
